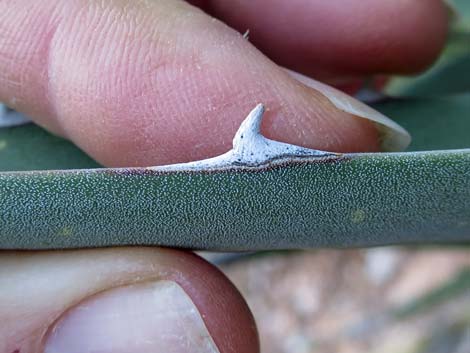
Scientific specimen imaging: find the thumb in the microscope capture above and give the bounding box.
[0,248,258,353]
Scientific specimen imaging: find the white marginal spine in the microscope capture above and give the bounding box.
[149,104,337,172]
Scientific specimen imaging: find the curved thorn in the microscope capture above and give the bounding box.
[232,103,265,149]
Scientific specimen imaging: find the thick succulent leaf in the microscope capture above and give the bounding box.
[1,150,469,250]
[1,104,469,251]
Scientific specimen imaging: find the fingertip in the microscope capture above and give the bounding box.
[162,250,260,353]
[0,248,259,353]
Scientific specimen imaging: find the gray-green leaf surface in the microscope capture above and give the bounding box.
[0,96,469,250]
[1,150,469,250]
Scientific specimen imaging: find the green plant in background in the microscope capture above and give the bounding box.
[0,0,469,251]
[386,0,470,97]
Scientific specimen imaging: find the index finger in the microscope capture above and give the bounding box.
[0,0,409,167]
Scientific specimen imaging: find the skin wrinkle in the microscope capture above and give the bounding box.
[0,1,60,131]
[44,15,63,134]
[134,10,212,156]
[49,2,158,150]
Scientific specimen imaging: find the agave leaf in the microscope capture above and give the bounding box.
[1,149,469,250]
[0,104,469,250]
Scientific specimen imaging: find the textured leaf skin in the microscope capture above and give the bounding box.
[1,150,469,250]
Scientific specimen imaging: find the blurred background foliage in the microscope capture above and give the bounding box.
[385,0,470,97]
[219,248,470,353]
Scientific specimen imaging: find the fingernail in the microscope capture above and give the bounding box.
[44,281,220,353]
[285,69,411,152]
